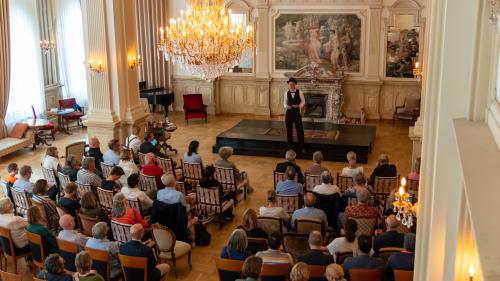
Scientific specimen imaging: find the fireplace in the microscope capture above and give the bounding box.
[304,94,327,119]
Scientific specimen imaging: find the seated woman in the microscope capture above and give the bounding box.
[36,253,72,281]
[199,165,233,219]
[57,182,80,218]
[79,192,109,222]
[340,151,364,177]
[325,264,347,281]
[26,206,58,257]
[215,146,252,193]
[61,155,80,182]
[183,140,203,164]
[42,147,62,172]
[73,250,105,281]
[239,209,267,239]
[111,192,148,230]
[220,229,251,261]
[327,219,359,263]
[118,149,139,187]
[32,179,60,230]
[259,190,290,222]
[86,222,121,279]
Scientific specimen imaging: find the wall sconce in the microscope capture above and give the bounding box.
[40,40,55,54]
[468,265,475,281]
[129,55,142,70]
[413,61,423,81]
[88,60,104,74]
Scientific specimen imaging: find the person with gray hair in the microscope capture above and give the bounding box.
[157,173,190,213]
[312,171,340,195]
[275,149,304,183]
[290,192,328,229]
[61,154,80,181]
[86,222,122,279]
[36,253,72,281]
[220,229,251,261]
[215,146,252,193]
[0,198,29,251]
[77,157,102,188]
[13,165,34,194]
[305,151,330,175]
[276,166,303,196]
[341,151,364,177]
[369,153,397,185]
[344,187,378,219]
[111,192,149,230]
[297,230,334,265]
[384,233,416,281]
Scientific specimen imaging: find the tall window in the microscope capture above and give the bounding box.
[7,0,44,126]
[227,12,253,74]
[55,0,87,107]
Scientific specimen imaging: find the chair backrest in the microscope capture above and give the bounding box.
[308,265,327,281]
[257,216,283,237]
[29,199,48,227]
[394,270,414,281]
[151,223,175,253]
[260,263,291,281]
[276,194,300,214]
[41,166,58,186]
[296,218,323,235]
[374,176,400,194]
[336,173,354,192]
[346,216,378,237]
[110,220,132,243]
[137,152,146,166]
[0,180,10,200]
[125,199,145,217]
[0,226,16,257]
[76,213,99,237]
[183,94,204,109]
[139,173,157,193]
[282,233,310,262]
[59,98,76,109]
[27,231,45,268]
[56,204,67,217]
[100,162,114,179]
[119,254,148,281]
[182,161,203,186]
[57,238,78,272]
[86,247,111,281]
[304,173,322,192]
[196,185,223,215]
[349,269,384,281]
[157,156,176,176]
[335,250,353,265]
[96,187,114,211]
[57,172,71,190]
[247,237,269,255]
[175,181,187,195]
[75,182,93,199]
[11,188,31,217]
[0,270,22,281]
[214,166,237,192]
[403,96,421,112]
[66,141,86,161]
[273,171,286,190]
[214,257,243,281]
[379,247,404,264]
[406,179,419,193]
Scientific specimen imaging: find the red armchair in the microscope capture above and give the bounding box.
[59,98,85,130]
[183,94,208,124]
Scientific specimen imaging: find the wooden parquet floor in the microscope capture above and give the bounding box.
[0,112,412,280]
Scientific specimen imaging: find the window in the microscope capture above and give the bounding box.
[227,12,254,74]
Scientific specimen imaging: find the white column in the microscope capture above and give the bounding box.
[366,5,382,81]
[255,0,270,79]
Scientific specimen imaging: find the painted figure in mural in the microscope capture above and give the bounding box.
[308,28,322,63]
[295,20,305,40]
[322,30,340,68]
[284,21,294,41]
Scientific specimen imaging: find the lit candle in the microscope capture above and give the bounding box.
[415,62,419,68]
[468,266,475,281]
[401,177,407,187]
[398,186,405,196]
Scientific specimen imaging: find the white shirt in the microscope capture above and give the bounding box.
[42,155,60,171]
[312,183,341,195]
[57,229,88,249]
[327,237,359,262]
[103,150,120,166]
[0,213,28,248]
[283,89,305,109]
[118,160,139,187]
[341,166,364,177]
[259,206,290,222]
[121,186,153,210]
[125,134,142,153]
[183,152,202,164]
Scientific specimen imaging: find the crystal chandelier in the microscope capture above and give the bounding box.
[393,177,418,228]
[158,0,254,80]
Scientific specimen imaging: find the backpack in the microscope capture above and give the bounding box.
[194,222,211,246]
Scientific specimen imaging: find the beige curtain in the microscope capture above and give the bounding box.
[135,0,170,89]
[0,0,10,138]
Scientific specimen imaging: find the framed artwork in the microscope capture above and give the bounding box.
[385,14,420,78]
[274,13,362,73]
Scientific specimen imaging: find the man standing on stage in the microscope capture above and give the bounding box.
[284,77,305,152]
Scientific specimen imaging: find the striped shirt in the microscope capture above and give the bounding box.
[76,169,102,188]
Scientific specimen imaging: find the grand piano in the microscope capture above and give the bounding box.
[139,81,174,117]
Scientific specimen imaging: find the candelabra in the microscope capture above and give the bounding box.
[413,61,423,81]
[40,40,55,54]
[129,55,142,70]
[88,60,104,74]
[393,177,417,228]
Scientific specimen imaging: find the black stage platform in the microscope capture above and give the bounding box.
[212,119,376,163]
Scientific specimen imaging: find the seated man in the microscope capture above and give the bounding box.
[120,224,170,281]
[369,154,397,185]
[5,163,18,185]
[373,215,405,255]
[140,132,166,158]
[276,166,303,196]
[86,222,121,279]
[13,165,34,194]
[312,171,340,195]
[57,182,80,218]
[88,136,104,172]
[291,192,327,230]
[61,155,80,182]
[305,151,330,175]
[142,153,165,189]
[344,188,378,219]
[125,125,142,155]
[103,139,121,166]
[157,174,190,213]
[57,214,88,249]
[77,157,102,188]
[0,198,30,255]
[384,233,416,281]
[36,253,72,281]
[121,173,154,211]
[256,231,293,265]
[259,190,290,222]
[215,146,251,193]
[343,235,384,280]
[101,166,125,192]
[297,231,334,265]
[275,149,304,183]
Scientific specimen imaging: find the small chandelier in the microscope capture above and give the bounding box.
[40,39,55,54]
[158,0,254,80]
[393,177,418,228]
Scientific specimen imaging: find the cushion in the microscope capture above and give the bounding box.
[9,123,28,139]
[159,241,191,259]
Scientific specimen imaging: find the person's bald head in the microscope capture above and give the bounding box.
[378,154,389,165]
[130,224,145,240]
[59,214,75,230]
[385,215,399,231]
[145,153,156,165]
[161,173,176,188]
[89,136,100,148]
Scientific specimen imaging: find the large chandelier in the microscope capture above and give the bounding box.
[393,177,418,228]
[158,0,254,80]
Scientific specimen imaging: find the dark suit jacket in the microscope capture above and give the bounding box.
[314,192,341,228]
[88,147,103,171]
[120,240,161,281]
[343,255,385,280]
[369,164,397,184]
[297,249,334,266]
[139,142,166,158]
[150,201,189,242]
[373,231,405,254]
[275,161,304,183]
[384,252,415,281]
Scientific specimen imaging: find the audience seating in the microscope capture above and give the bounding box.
[304,173,322,192]
[215,166,246,202]
[101,162,114,179]
[346,216,378,237]
[57,238,78,273]
[214,257,243,281]
[59,98,85,130]
[273,171,286,190]
[182,161,203,188]
[86,247,119,281]
[336,173,353,192]
[119,254,160,281]
[77,213,99,237]
[379,247,404,263]
[29,200,49,229]
[276,194,300,214]
[260,263,291,281]
[183,94,208,124]
[335,250,353,265]
[0,270,22,281]
[56,204,67,217]
[308,265,327,281]
[41,166,58,191]
[282,233,309,262]
[349,269,384,281]
[26,232,45,273]
[137,152,146,166]
[11,188,31,217]
[110,221,132,243]
[247,237,269,255]
[57,172,71,191]
[151,223,192,278]
[296,218,323,235]
[157,156,178,178]
[257,216,284,237]
[76,182,93,199]
[0,179,11,202]
[373,176,400,194]
[196,185,232,230]
[125,199,148,218]
[139,173,157,193]
[0,227,32,274]
[314,192,341,231]
[175,181,187,195]
[65,141,86,160]
[96,187,114,212]
[394,270,414,281]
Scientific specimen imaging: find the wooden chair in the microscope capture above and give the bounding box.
[119,254,149,281]
[75,182,93,199]
[125,199,147,218]
[33,278,45,281]
[41,166,58,191]
[273,171,286,190]
[182,161,203,187]
[57,172,71,191]
[11,189,31,217]
[214,257,243,281]
[77,213,99,237]
[296,218,323,235]
[336,173,354,192]
[373,176,400,194]
[247,238,269,255]
[346,216,378,237]
[0,227,32,274]
[139,173,157,193]
[215,166,246,202]
[394,270,414,281]
[260,263,291,281]
[304,173,322,192]
[157,156,178,177]
[137,152,147,166]
[349,269,384,281]
[379,247,404,263]
[151,223,192,278]
[175,181,187,195]
[86,247,118,281]
[57,238,78,273]
[393,96,420,126]
[196,185,233,229]
[26,231,45,273]
[101,162,114,179]
[257,216,283,237]
[282,233,309,262]
[56,204,67,217]
[65,141,86,161]
[0,270,22,281]
[0,180,11,201]
[335,250,353,264]
[110,220,132,243]
[308,265,327,281]
[276,194,300,214]
[96,187,114,212]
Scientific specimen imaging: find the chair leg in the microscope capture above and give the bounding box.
[188,251,192,268]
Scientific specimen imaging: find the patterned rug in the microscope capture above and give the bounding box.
[265,128,339,139]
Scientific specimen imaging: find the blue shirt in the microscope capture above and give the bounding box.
[276,180,303,195]
[157,187,190,213]
[291,206,328,229]
[220,246,251,261]
[13,178,34,194]
[86,238,121,279]
[103,150,120,166]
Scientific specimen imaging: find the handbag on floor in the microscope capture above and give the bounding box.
[194,222,211,246]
